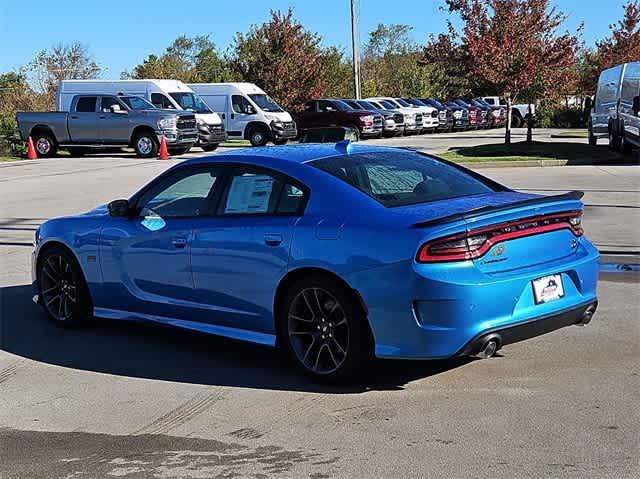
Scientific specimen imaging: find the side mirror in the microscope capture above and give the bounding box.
[108,199,131,217]
[633,96,640,116]
[243,104,256,115]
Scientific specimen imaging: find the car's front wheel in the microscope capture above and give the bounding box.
[133,132,159,158]
[281,276,373,383]
[37,246,92,326]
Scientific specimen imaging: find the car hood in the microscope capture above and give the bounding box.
[195,112,223,125]
[388,191,539,225]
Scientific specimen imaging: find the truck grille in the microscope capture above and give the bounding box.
[282,121,296,131]
[438,110,447,120]
[209,124,225,135]
[177,115,196,130]
[393,113,404,124]
[462,110,468,118]
[373,115,383,127]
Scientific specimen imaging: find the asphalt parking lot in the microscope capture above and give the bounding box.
[1,128,638,478]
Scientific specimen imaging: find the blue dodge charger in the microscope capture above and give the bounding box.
[32,143,599,382]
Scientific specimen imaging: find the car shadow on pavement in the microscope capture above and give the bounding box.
[0,284,471,393]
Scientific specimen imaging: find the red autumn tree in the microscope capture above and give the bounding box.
[230,9,328,111]
[445,0,579,143]
[596,1,640,70]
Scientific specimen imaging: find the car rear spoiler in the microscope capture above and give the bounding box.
[412,191,585,228]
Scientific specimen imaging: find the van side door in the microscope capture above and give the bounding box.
[68,96,100,143]
[620,62,640,147]
[229,95,256,138]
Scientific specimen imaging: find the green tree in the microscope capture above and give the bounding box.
[124,35,234,82]
[361,24,432,97]
[25,41,101,109]
[320,47,353,98]
[230,9,328,111]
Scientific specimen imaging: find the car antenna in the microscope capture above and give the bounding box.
[335,139,353,154]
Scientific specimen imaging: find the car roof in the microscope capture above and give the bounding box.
[181,143,404,166]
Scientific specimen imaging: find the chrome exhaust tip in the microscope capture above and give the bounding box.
[474,337,500,359]
[580,303,597,325]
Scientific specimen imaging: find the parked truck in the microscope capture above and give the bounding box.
[16,94,198,158]
[481,96,535,128]
[57,80,227,151]
[296,99,383,139]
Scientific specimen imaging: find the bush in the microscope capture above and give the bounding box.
[0,114,25,156]
[536,106,586,128]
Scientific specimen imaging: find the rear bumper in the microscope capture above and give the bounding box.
[456,300,598,357]
[347,238,600,359]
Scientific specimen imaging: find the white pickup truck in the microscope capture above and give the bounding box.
[482,96,535,128]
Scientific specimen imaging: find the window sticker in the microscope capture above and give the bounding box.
[225,175,274,214]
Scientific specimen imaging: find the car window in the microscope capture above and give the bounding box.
[318,100,337,113]
[150,93,175,109]
[222,168,306,215]
[311,151,496,207]
[304,101,316,112]
[232,95,254,114]
[621,63,640,102]
[75,96,97,112]
[100,96,124,113]
[139,168,222,218]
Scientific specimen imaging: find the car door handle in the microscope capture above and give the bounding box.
[99,116,106,119]
[172,237,188,248]
[264,234,283,246]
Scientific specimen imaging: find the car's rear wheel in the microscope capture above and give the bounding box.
[37,246,92,326]
[281,276,372,384]
[32,132,58,158]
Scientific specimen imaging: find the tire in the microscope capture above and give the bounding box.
[168,146,191,155]
[609,128,621,152]
[37,246,92,327]
[511,114,522,128]
[588,128,597,146]
[248,126,269,147]
[201,144,219,152]
[133,131,159,158]
[347,125,361,141]
[273,139,288,145]
[280,275,373,384]
[620,131,632,155]
[32,131,58,158]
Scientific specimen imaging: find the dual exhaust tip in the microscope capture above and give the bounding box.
[472,302,598,359]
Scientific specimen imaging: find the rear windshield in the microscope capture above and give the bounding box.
[311,151,495,207]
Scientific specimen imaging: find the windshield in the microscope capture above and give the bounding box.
[455,99,470,107]
[426,98,443,108]
[311,151,495,208]
[344,100,363,110]
[380,100,397,110]
[248,93,284,112]
[409,98,427,107]
[357,101,376,110]
[395,98,411,107]
[331,100,353,111]
[120,96,155,110]
[169,92,212,114]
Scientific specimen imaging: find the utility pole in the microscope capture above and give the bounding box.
[350,0,361,99]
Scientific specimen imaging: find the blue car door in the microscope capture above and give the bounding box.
[190,165,308,336]
[98,165,224,319]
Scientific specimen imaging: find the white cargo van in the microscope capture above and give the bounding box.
[189,83,297,146]
[57,79,227,151]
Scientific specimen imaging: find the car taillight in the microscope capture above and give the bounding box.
[417,211,583,263]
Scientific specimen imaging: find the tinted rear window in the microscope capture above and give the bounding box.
[311,151,496,207]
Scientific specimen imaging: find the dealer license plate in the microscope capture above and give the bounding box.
[532,274,564,304]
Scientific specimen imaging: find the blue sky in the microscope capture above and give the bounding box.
[0,0,625,77]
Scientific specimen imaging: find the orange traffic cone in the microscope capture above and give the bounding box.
[26,137,38,160]
[158,135,169,160]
